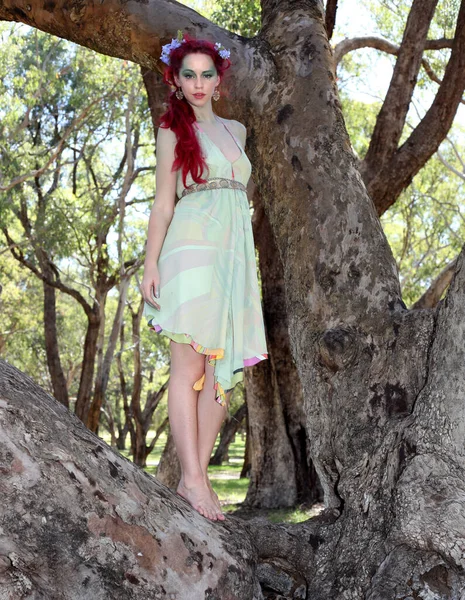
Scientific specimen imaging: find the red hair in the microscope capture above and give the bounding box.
[158,33,231,188]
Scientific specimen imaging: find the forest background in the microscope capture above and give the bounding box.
[1,0,463,479]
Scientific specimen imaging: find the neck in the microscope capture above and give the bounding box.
[191,102,217,124]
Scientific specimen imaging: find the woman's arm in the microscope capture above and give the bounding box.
[140,126,177,309]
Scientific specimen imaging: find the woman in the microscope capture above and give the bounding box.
[140,32,268,522]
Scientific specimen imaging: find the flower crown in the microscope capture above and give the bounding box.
[160,30,231,66]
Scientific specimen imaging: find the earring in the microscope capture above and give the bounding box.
[175,87,184,100]
[212,87,220,102]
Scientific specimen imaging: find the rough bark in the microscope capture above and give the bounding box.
[247,187,322,507]
[3,0,465,597]
[0,358,265,599]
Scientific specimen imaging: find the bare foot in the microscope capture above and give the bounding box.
[176,476,222,521]
[204,476,225,520]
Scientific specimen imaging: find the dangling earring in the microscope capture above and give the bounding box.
[212,87,220,102]
[175,87,184,100]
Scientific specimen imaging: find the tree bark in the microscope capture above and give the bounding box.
[3,0,465,596]
[0,358,266,599]
[42,265,70,408]
[246,187,322,507]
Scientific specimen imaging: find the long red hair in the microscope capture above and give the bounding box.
[158,33,231,187]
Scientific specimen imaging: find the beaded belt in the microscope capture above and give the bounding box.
[179,177,247,199]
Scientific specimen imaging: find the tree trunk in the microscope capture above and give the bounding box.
[156,427,181,490]
[3,0,465,596]
[209,402,247,466]
[0,358,265,599]
[88,277,130,433]
[42,271,69,408]
[240,412,251,479]
[74,306,100,422]
[251,188,322,506]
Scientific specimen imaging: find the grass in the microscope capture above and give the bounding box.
[102,428,322,524]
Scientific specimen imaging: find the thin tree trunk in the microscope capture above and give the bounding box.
[88,277,130,433]
[42,273,69,408]
[156,428,181,490]
[210,402,247,466]
[75,307,100,422]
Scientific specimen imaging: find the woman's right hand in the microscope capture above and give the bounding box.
[140,263,161,311]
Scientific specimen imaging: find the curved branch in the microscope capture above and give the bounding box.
[334,36,462,104]
[333,35,453,65]
[411,256,458,309]
[0,0,247,75]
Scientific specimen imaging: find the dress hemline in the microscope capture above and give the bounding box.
[147,318,268,408]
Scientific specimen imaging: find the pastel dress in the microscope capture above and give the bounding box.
[143,117,268,409]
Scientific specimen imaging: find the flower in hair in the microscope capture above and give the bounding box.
[160,30,231,65]
[214,42,231,60]
[160,32,185,65]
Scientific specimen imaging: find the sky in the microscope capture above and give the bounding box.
[183,0,464,129]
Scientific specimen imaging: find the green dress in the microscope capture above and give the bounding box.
[143,117,268,409]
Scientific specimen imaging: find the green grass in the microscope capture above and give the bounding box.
[102,428,321,523]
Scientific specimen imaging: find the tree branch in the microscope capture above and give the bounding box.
[368,0,465,214]
[0,0,244,73]
[1,227,93,315]
[362,0,440,173]
[333,35,453,65]
[411,256,458,309]
[325,0,338,41]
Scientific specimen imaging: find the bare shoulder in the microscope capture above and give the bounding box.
[231,119,247,143]
[156,125,177,148]
[222,118,247,146]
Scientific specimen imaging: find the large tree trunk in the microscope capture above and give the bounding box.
[3,0,465,596]
[250,188,322,507]
[0,358,265,599]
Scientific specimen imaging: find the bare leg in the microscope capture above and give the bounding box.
[197,356,232,520]
[168,340,221,521]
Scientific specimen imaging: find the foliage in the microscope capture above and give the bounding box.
[207,0,260,37]
[334,2,465,304]
[0,23,169,434]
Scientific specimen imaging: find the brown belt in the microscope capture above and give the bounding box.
[179,177,247,199]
